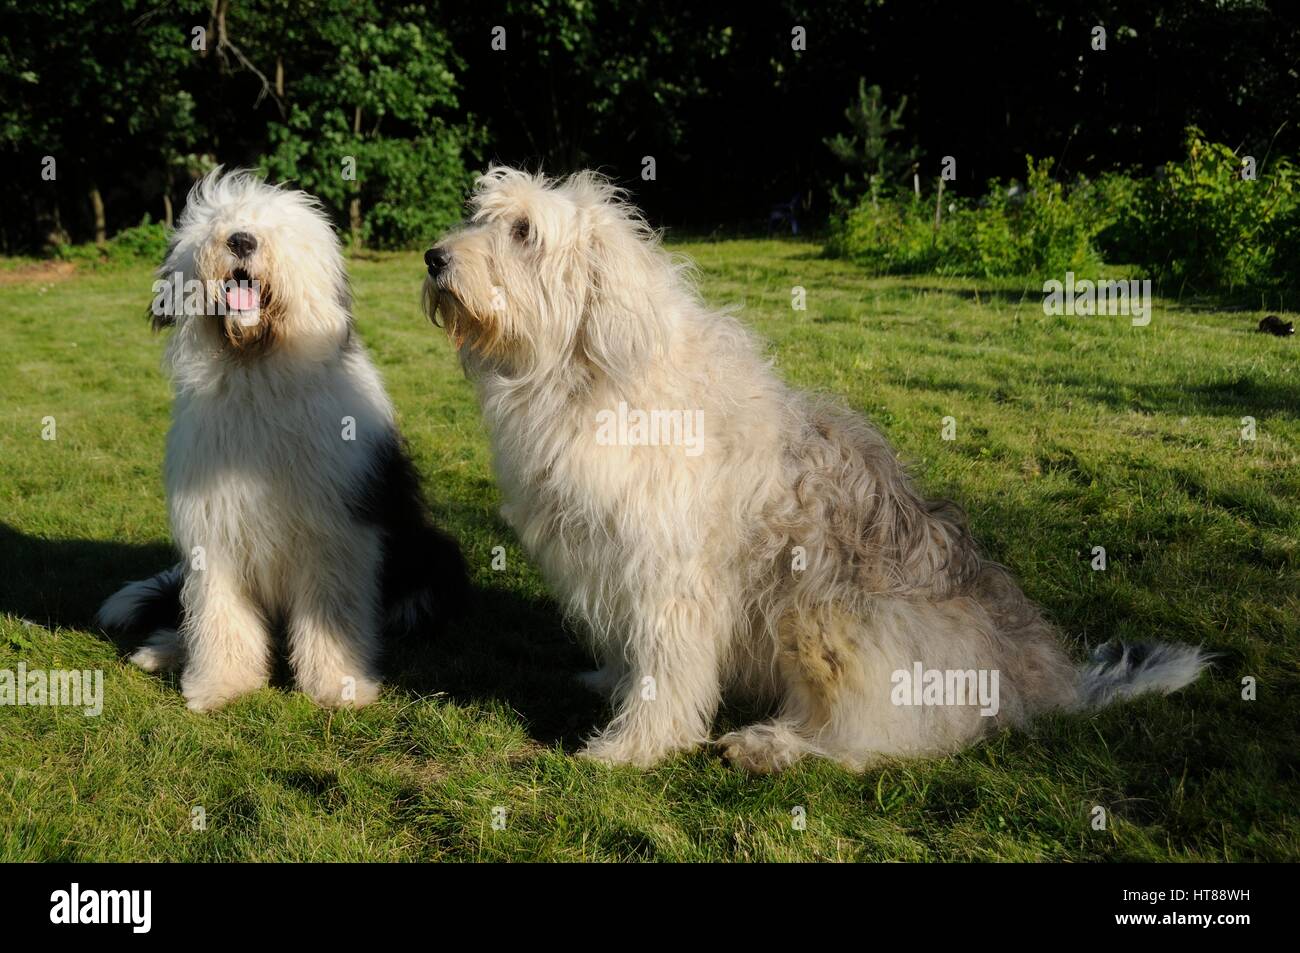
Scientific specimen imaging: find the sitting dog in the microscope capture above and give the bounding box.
[97,170,466,711]
[423,167,1209,771]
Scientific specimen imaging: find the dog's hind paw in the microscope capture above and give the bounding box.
[128,629,184,674]
[718,722,812,774]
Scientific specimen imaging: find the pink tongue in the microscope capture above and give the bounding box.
[226,284,259,311]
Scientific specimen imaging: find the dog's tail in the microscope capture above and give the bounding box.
[95,564,183,634]
[382,524,471,638]
[1077,640,1213,709]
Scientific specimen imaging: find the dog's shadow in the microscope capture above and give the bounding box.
[0,522,606,750]
[386,585,606,749]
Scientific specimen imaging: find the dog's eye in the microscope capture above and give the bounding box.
[511,219,530,243]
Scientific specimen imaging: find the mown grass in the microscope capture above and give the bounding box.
[0,240,1296,861]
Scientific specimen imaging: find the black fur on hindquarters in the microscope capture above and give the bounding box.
[110,564,184,634]
[350,432,471,637]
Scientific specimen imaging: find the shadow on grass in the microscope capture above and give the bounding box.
[1161,288,1295,314]
[817,274,1296,318]
[0,522,605,750]
[1049,374,1300,419]
[888,282,1046,307]
[386,585,605,749]
[0,523,176,638]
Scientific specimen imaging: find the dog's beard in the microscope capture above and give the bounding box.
[218,266,277,357]
[425,278,503,358]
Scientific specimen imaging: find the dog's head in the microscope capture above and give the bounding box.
[423,167,676,379]
[153,169,350,362]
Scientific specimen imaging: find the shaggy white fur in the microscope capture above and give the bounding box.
[425,166,1211,771]
[97,169,464,711]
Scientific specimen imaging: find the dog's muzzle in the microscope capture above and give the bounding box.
[425,247,450,279]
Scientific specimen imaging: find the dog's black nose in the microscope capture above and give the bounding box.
[227,232,258,258]
[425,247,450,275]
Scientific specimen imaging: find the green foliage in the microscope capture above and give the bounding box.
[260,2,472,249]
[825,80,921,209]
[266,112,471,251]
[101,221,170,261]
[6,1,1300,254]
[1077,171,1146,265]
[0,0,472,252]
[56,220,169,265]
[823,197,940,273]
[827,157,1102,278]
[1106,128,1300,291]
[352,136,473,249]
[830,130,1300,293]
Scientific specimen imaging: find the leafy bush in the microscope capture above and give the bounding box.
[1118,128,1299,291]
[261,9,473,250]
[351,134,473,250]
[1268,204,1300,290]
[56,220,169,265]
[827,157,1102,278]
[104,221,170,260]
[830,130,1300,293]
[268,114,471,250]
[824,196,940,273]
[1077,171,1145,265]
[986,158,1100,275]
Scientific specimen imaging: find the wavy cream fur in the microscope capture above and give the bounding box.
[426,167,1208,771]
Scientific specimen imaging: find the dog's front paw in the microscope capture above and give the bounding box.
[578,732,692,768]
[181,670,266,712]
[576,740,654,768]
[301,674,381,709]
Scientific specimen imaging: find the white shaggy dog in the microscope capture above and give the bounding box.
[98,170,466,711]
[424,166,1210,771]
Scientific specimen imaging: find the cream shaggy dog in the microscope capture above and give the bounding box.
[97,169,466,711]
[423,167,1210,772]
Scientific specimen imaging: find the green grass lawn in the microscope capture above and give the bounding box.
[1,240,1296,861]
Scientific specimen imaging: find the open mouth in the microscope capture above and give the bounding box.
[224,267,262,320]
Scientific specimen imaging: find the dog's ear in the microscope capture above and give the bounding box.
[336,273,356,334]
[147,302,173,331]
[148,234,184,332]
[147,276,177,332]
[574,203,671,382]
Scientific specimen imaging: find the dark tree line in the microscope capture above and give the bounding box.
[2,0,1297,252]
